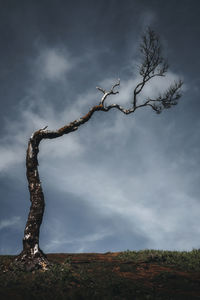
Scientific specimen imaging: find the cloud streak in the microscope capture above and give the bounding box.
[0,216,21,230]
[36,48,72,81]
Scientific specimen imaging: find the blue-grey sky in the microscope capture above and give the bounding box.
[0,0,200,254]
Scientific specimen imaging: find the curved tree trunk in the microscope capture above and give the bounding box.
[16,134,49,270]
[16,105,106,270]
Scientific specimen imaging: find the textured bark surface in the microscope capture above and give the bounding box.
[15,134,48,270]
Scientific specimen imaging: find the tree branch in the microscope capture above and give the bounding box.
[96,79,120,106]
[30,28,182,143]
[133,27,169,108]
[146,79,183,113]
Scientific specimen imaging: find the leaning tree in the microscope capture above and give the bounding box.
[16,28,182,270]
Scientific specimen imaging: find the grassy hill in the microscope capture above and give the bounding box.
[1,249,200,299]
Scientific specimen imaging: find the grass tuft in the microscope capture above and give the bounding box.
[117,249,200,271]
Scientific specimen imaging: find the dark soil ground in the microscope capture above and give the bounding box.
[0,250,200,299]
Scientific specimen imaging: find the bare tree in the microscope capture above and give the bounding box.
[16,28,182,270]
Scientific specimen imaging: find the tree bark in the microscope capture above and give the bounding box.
[15,134,49,270]
[16,105,105,270]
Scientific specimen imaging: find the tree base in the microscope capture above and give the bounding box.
[13,249,51,272]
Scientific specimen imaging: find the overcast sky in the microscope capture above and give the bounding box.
[0,0,200,255]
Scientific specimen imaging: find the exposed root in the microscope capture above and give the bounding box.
[13,250,51,272]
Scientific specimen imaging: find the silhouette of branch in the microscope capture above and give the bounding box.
[133,27,169,108]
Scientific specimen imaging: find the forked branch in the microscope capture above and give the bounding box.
[97,79,120,106]
[133,27,169,108]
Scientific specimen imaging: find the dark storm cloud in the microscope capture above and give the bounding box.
[0,0,200,254]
